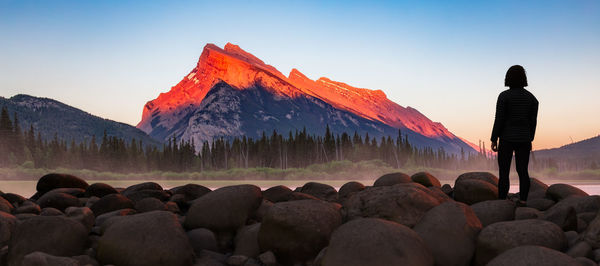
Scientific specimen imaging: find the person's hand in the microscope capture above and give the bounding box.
[491,141,498,152]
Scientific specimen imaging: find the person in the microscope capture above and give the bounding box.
[490,65,538,203]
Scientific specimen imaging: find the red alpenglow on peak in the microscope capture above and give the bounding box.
[138,42,469,144]
[288,69,455,138]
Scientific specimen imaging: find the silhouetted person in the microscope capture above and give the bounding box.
[491,65,538,203]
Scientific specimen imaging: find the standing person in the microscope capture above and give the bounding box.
[490,65,538,204]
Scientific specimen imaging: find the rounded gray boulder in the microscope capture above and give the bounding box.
[185,184,262,231]
[413,201,482,266]
[475,219,567,265]
[258,199,342,264]
[322,218,434,266]
[97,211,194,266]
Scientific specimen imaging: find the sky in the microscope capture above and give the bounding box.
[1,0,599,150]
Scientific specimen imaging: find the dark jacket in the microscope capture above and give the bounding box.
[491,87,538,143]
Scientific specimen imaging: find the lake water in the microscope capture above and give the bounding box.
[2,179,600,198]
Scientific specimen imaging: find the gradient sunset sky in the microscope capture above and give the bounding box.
[1,0,598,150]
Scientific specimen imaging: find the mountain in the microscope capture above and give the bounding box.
[138,43,477,154]
[0,94,161,147]
[534,135,600,162]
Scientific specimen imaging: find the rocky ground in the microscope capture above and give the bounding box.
[1,172,600,266]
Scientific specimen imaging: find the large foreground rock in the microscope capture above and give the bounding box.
[411,172,441,187]
[527,178,549,199]
[475,219,567,265]
[185,185,262,231]
[487,245,578,266]
[258,199,341,264]
[169,184,211,202]
[546,183,588,202]
[36,173,89,195]
[0,212,17,246]
[453,179,498,205]
[343,183,442,227]
[413,202,482,266]
[90,194,134,216]
[299,182,338,201]
[7,216,88,266]
[470,200,516,227]
[321,218,434,266]
[97,211,194,266]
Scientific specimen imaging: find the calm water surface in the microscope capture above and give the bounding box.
[2,179,600,198]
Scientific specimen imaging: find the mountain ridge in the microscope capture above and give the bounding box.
[138,42,478,154]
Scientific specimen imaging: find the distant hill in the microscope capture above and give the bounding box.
[534,135,600,163]
[0,94,162,147]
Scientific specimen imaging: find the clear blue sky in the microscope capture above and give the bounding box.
[1,0,599,149]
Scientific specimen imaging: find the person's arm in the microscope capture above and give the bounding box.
[530,97,538,142]
[491,93,506,144]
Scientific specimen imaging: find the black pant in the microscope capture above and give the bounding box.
[498,140,531,201]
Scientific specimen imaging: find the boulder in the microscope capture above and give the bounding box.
[14,201,41,215]
[546,184,588,202]
[187,228,218,255]
[337,181,365,201]
[486,245,578,266]
[373,172,411,187]
[527,198,556,211]
[428,187,453,203]
[44,188,86,197]
[547,196,600,214]
[475,219,567,265]
[411,172,441,187]
[169,184,211,202]
[95,208,136,227]
[90,194,134,216]
[251,199,273,222]
[471,200,516,227]
[286,192,319,201]
[299,182,338,201]
[321,218,434,266]
[262,185,293,203]
[258,251,277,266]
[413,202,482,266]
[226,255,248,266]
[454,179,499,205]
[185,185,262,231]
[576,257,597,266]
[36,173,88,195]
[0,197,14,213]
[258,199,342,264]
[36,192,81,212]
[97,211,194,266]
[541,205,578,231]
[1,193,26,205]
[7,216,88,266]
[579,212,597,224]
[234,223,261,257]
[566,241,592,258]
[527,178,549,199]
[515,207,542,220]
[21,252,80,266]
[441,184,453,197]
[455,172,499,186]
[343,183,442,227]
[85,183,118,198]
[124,189,171,203]
[0,212,17,246]
[65,206,95,231]
[582,211,600,248]
[194,250,227,266]
[121,182,163,195]
[134,197,167,212]
[39,207,63,216]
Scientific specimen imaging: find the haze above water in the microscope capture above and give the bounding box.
[2,179,600,198]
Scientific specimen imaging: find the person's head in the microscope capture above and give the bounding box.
[504,65,528,88]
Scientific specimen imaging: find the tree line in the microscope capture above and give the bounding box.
[1,106,507,173]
